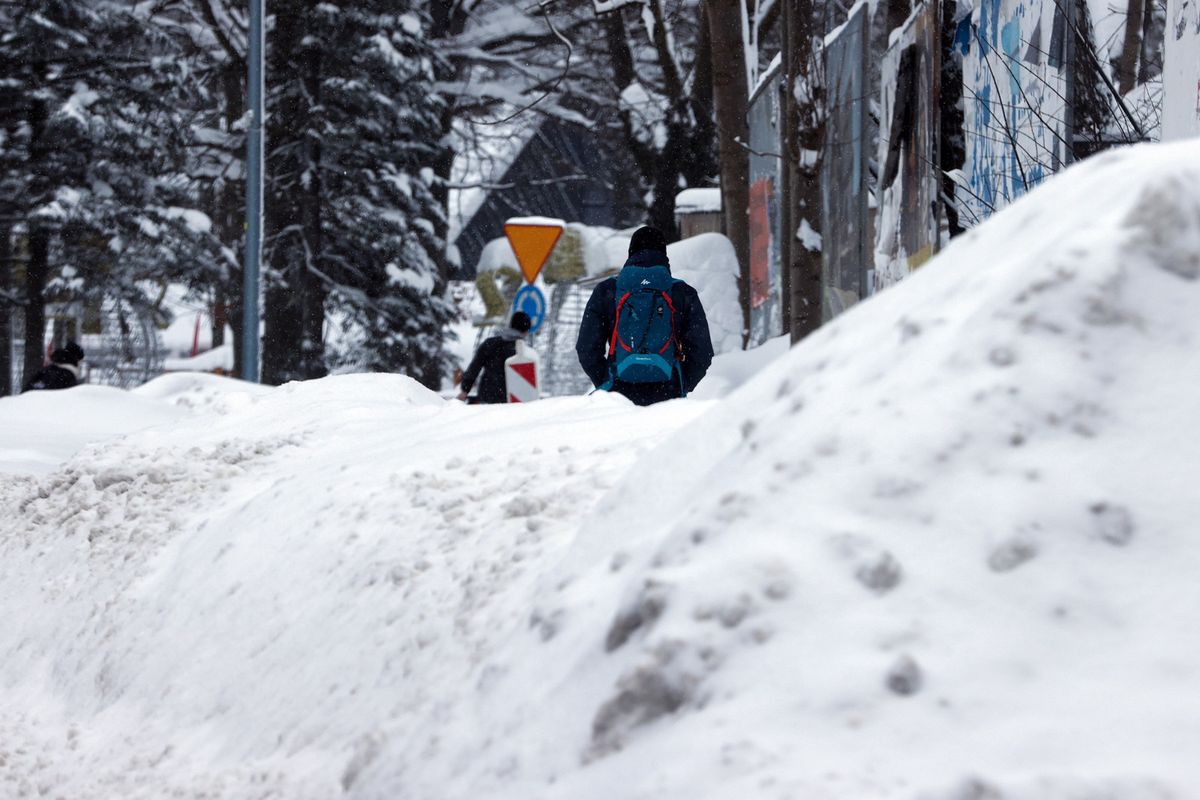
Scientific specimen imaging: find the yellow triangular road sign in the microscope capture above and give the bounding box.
[505,219,564,284]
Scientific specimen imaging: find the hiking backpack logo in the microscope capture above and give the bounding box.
[609,265,680,384]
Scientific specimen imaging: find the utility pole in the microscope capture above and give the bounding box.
[242,0,264,383]
[707,0,753,349]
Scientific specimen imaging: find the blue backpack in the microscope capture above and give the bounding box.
[606,265,683,387]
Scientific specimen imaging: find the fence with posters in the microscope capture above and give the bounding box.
[874,1,941,291]
[822,3,872,318]
[1164,0,1200,140]
[959,0,1069,224]
[747,57,785,344]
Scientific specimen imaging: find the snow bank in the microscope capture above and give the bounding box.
[0,386,188,475]
[162,343,234,373]
[688,335,790,400]
[133,371,273,412]
[504,140,1200,798]
[2,141,1197,799]
[667,233,743,355]
[0,375,715,799]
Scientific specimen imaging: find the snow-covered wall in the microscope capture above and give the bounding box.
[960,0,1069,225]
[747,61,785,344]
[1163,0,1200,140]
[822,2,872,315]
[874,1,941,291]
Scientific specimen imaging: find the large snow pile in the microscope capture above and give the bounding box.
[0,386,188,475]
[523,140,1200,797]
[0,140,1198,799]
[0,375,715,799]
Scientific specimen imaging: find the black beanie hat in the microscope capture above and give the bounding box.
[628,226,667,256]
[52,341,85,365]
[510,311,532,333]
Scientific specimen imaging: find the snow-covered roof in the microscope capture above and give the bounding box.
[674,187,722,214]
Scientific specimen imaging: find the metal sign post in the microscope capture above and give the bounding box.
[242,0,264,383]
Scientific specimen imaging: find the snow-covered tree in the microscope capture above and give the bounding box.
[260,1,455,387]
[0,0,219,387]
[433,1,718,244]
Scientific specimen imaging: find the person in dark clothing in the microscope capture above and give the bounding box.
[23,341,85,392]
[457,311,532,404]
[575,226,714,406]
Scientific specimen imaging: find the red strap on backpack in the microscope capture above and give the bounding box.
[609,292,631,355]
[658,291,677,354]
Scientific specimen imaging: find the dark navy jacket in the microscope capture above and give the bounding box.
[461,329,524,404]
[575,250,714,406]
[22,363,80,392]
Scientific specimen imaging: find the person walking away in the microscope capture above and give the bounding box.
[457,311,532,404]
[23,342,85,392]
[575,226,713,406]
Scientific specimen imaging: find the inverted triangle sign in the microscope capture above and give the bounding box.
[505,223,563,284]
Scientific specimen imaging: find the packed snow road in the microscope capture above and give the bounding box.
[2,140,1200,799]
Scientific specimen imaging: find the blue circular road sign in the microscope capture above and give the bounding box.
[512,284,547,333]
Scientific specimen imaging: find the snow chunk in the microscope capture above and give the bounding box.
[165,207,213,234]
[674,188,722,214]
[796,218,822,251]
[386,262,436,294]
[505,215,565,228]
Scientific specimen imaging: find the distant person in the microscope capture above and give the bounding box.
[457,311,532,404]
[23,341,85,392]
[575,226,713,406]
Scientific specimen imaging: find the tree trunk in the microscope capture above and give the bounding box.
[218,63,244,375]
[1116,0,1145,95]
[706,0,753,347]
[430,2,471,280]
[779,5,794,332]
[646,0,689,240]
[683,6,719,189]
[1135,0,1161,85]
[0,225,11,396]
[22,228,50,382]
[22,94,51,386]
[783,0,824,342]
[261,1,326,384]
[887,0,913,34]
[298,130,327,380]
[261,7,305,385]
[211,289,227,348]
[940,0,966,237]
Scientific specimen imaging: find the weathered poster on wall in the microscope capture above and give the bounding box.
[822,2,871,318]
[960,0,1068,222]
[747,58,783,343]
[749,179,773,308]
[874,1,941,291]
[1164,0,1200,140]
